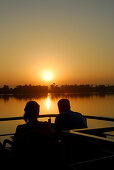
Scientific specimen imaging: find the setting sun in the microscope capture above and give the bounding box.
[42,70,54,82]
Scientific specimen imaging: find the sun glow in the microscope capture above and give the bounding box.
[46,96,51,110]
[42,70,54,82]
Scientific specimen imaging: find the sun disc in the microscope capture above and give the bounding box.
[42,70,54,82]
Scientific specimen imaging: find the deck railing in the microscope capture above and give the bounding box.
[0,114,114,122]
[0,114,114,137]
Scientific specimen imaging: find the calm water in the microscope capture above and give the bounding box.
[0,93,114,142]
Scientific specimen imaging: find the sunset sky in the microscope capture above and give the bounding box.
[0,0,114,86]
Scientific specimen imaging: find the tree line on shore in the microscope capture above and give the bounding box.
[0,85,48,94]
[0,84,114,94]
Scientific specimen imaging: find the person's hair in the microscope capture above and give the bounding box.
[24,101,40,122]
[58,99,70,113]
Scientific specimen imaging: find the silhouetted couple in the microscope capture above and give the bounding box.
[15,99,87,144]
[3,99,87,168]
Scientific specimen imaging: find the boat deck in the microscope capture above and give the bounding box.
[0,114,114,169]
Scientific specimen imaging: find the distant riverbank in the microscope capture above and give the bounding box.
[0,84,114,95]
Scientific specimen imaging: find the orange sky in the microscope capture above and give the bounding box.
[0,0,114,86]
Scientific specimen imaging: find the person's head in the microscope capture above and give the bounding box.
[24,101,40,123]
[58,99,70,113]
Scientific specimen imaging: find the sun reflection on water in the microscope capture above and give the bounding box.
[46,96,51,110]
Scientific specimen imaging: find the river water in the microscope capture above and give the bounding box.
[0,93,114,142]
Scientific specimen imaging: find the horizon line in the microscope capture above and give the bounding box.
[0,83,114,88]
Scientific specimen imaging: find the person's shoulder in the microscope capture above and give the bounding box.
[16,124,22,130]
[14,124,28,139]
[17,124,27,129]
[71,110,84,117]
[16,124,27,132]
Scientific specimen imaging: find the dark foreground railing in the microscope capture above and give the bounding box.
[0,114,114,169]
[0,114,56,122]
[0,114,114,122]
[0,114,114,138]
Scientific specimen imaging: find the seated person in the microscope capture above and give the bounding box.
[12,101,56,168]
[55,99,87,131]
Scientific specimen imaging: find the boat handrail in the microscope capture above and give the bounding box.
[0,114,114,143]
[0,114,114,122]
